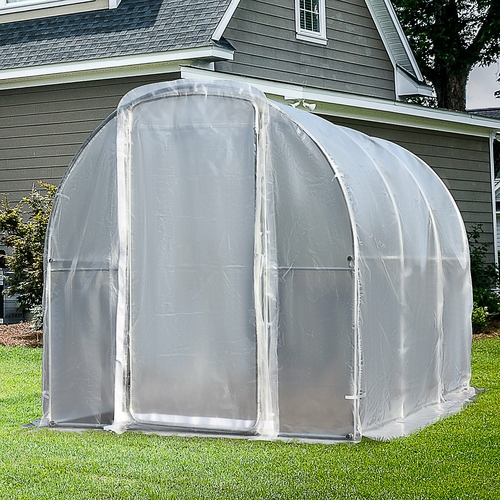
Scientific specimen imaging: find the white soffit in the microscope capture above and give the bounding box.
[364,0,422,79]
[180,66,500,138]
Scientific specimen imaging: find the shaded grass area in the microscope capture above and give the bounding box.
[0,340,499,499]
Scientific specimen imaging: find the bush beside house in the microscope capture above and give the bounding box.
[0,182,56,330]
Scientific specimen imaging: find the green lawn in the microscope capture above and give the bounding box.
[0,340,499,499]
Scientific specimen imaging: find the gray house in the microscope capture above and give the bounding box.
[1,0,499,257]
[470,108,500,250]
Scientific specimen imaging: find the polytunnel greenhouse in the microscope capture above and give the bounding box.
[42,80,476,441]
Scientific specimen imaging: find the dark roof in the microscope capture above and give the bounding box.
[469,108,500,120]
[0,0,232,70]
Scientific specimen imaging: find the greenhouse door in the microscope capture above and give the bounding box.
[125,94,259,432]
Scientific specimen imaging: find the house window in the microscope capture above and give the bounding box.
[295,0,327,45]
[1,0,68,8]
[0,0,118,21]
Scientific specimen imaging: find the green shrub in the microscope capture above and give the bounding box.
[0,182,56,313]
[467,224,500,321]
[472,302,488,333]
[29,304,44,331]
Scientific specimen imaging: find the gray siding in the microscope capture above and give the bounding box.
[0,73,179,203]
[216,0,396,99]
[325,115,495,256]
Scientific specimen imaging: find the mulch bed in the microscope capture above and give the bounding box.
[0,322,43,348]
[475,316,500,339]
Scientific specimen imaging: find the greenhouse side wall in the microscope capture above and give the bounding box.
[278,103,474,439]
[43,115,119,426]
[268,105,357,439]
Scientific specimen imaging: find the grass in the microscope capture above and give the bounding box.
[0,340,499,499]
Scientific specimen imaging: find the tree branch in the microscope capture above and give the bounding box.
[465,0,500,64]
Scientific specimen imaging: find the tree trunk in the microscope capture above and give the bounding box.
[434,70,470,111]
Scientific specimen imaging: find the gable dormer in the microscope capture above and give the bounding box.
[213,0,431,101]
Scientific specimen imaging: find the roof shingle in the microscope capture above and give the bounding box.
[0,0,232,70]
[469,108,500,120]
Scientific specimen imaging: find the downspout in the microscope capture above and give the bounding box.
[490,131,498,266]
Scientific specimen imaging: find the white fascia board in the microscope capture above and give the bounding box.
[180,66,500,138]
[108,0,121,8]
[212,0,241,41]
[0,47,233,90]
[395,67,433,97]
[181,66,305,99]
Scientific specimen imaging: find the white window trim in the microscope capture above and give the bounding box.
[295,0,327,45]
[0,0,119,15]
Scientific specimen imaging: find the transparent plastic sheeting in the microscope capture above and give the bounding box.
[42,80,475,442]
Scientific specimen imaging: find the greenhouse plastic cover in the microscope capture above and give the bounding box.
[42,79,475,442]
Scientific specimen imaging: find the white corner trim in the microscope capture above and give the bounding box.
[108,0,120,8]
[212,0,241,41]
[395,67,433,98]
[0,47,233,90]
[180,66,500,137]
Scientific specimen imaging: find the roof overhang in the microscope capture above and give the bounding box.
[180,66,500,138]
[0,46,234,90]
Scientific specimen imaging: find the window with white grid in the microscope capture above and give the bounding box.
[295,0,327,44]
[0,0,117,19]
